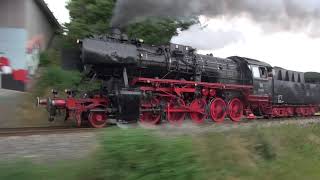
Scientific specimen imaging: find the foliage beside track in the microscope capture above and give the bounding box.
[35,66,82,95]
[2,124,320,179]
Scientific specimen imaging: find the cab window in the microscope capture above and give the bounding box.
[252,66,261,78]
[259,67,268,79]
[251,66,268,79]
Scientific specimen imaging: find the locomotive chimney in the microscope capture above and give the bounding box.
[110,27,129,42]
[110,27,121,39]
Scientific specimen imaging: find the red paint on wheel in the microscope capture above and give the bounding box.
[88,111,107,128]
[190,98,207,124]
[210,98,227,123]
[228,98,244,122]
[167,98,186,125]
[140,97,161,125]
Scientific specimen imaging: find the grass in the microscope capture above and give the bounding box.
[194,124,320,180]
[92,129,203,180]
[0,128,202,180]
[0,161,84,180]
[2,124,320,180]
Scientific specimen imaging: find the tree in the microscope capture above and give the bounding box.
[65,0,116,40]
[125,18,197,45]
[65,0,196,44]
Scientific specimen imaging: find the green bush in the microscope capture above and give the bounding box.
[39,49,61,67]
[35,66,82,95]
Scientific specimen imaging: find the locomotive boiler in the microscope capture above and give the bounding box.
[80,29,252,85]
[37,29,320,128]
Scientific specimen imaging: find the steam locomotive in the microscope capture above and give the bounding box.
[37,29,320,128]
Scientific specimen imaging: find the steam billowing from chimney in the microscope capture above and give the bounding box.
[111,0,320,36]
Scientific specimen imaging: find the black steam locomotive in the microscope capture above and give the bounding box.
[38,29,320,128]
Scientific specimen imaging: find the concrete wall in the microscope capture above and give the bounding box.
[26,0,55,50]
[0,0,25,28]
[25,0,56,75]
[0,28,27,69]
[0,0,58,91]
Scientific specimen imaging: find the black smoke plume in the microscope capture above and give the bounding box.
[111,0,320,36]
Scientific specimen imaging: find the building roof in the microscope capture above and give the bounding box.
[34,0,61,30]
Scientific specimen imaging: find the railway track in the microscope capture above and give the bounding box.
[0,126,102,137]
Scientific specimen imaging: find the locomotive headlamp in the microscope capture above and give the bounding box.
[138,39,144,43]
[65,89,72,96]
[51,89,58,95]
[65,89,75,97]
[76,39,82,44]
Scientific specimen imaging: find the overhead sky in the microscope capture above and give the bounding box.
[45,0,70,23]
[45,0,320,72]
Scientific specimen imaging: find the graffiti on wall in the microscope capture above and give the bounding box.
[26,34,44,76]
[0,54,28,84]
[0,28,43,91]
[0,53,12,74]
[0,28,46,90]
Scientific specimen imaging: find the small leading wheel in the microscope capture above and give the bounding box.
[167,98,186,125]
[140,97,161,125]
[88,111,108,128]
[210,98,227,123]
[228,98,244,122]
[190,98,207,124]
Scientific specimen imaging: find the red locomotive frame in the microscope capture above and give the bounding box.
[38,76,320,128]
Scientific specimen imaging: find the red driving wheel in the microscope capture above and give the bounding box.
[287,107,294,117]
[167,98,186,125]
[228,98,244,122]
[190,98,207,124]
[210,98,227,123]
[76,112,82,128]
[311,107,316,115]
[88,111,108,128]
[140,97,161,125]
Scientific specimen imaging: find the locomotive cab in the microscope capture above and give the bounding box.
[249,64,273,97]
[229,56,273,97]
